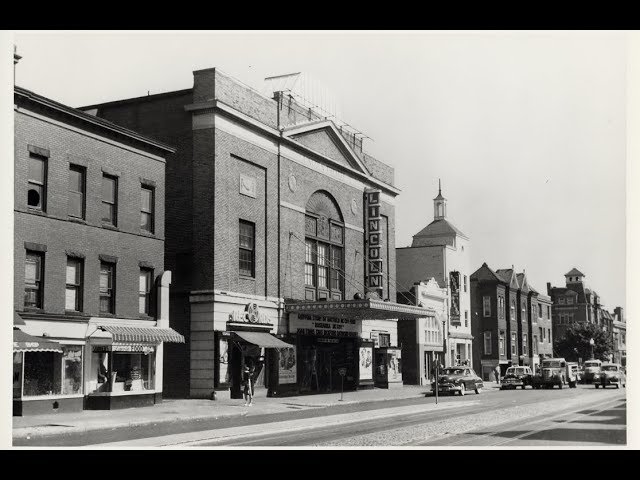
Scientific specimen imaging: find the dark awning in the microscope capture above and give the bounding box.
[13,328,63,353]
[98,325,185,344]
[285,298,435,320]
[234,331,293,348]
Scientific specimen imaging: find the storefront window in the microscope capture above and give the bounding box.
[90,347,156,394]
[21,346,83,397]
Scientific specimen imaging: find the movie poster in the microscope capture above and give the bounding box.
[359,346,373,380]
[278,346,297,384]
[388,349,402,381]
[218,335,230,386]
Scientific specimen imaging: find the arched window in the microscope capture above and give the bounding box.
[304,191,344,301]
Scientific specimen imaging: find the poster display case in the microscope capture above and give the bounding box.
[374,347,403,388]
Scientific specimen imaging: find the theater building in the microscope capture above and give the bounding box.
[81,68,430,398]
[13,86,183,415]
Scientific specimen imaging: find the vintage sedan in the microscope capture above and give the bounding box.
[500,366,534,390]
[432,367,484,396]
[594,363,625,389]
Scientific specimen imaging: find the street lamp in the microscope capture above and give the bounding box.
[589,338,595,360]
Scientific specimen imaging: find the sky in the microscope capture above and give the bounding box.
[9,31,629,311]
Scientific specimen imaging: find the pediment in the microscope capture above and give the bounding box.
[285,121,370,175]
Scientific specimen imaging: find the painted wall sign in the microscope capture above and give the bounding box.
[239,174,257,198]
[93,344,155,354]
[449,271,461,325]
[278,346,297,384]
[365,189,383,298]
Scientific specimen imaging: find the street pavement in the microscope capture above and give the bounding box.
[13,382,625,447]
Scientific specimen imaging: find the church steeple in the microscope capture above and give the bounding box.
[433,179,447,220]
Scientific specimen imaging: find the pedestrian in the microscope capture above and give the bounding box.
[243,362,255,406]
[494,365,501,385]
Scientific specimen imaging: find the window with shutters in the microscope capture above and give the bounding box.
[24,252,44,309]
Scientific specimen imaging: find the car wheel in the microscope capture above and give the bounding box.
[475,385,481,394]
[616,384,619,389]
[459,383,466,396]
[595,384,599,389]
[521,385,526,390]
[558,383,562,389]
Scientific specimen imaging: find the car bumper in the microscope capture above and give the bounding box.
[433,384,462,393]
[501,380,524,387]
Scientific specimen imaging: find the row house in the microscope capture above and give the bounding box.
[13,85,183,416]
[80,69,430,399]
[470,263,552,380]
[397,184,474,377]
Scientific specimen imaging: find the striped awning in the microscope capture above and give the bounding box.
[13,328,63,353]
[98,325,185,344]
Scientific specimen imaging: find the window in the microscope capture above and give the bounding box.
[463,275,467,292]
[548,328,551,341]
[99,262,115,314]
[510,299,516,320]
[483,296,491,317]
[499,332,505,356]
[567,297,574,305]
[68,165,86,219]
[533,336,538,355]
[498,296,505,319]
[65,257,83,312]
[521,302,526,320]
[24,252,44,309]
[532,304,537,319]
[538,303,543,318]
[27,154,47,210]
[539,326,544,341]
[484,331,492,355]
[139,268,153,315]
[304,214,344,300]
[464,310,468,327]
[140,185,155,233]
[239,220,255,277]
[559,297,565,304]
[378,333,391,348]
[21,345,82,397]
[511,333,517,355]
[102,174,118,226]
[622,333,626,345]
[523,334,528,356]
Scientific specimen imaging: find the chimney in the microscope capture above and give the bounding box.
[13,45,21,84]
[546,282,551,295]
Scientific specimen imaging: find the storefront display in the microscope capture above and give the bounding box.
[359,345,373,381]
[374,347,403,388]
[89,345,155,394]
[278,346,297,385]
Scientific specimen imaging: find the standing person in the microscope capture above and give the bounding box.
[494,364,501,385]
[243,362,254,406]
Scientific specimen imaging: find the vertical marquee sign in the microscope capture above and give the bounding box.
[449,271,461,325]
[365,189,383,298]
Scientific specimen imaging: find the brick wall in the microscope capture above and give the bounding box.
[14,108,165,319]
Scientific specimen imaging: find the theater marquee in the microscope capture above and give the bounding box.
[365,189,383,298]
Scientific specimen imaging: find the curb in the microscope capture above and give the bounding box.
[12,410,249,441]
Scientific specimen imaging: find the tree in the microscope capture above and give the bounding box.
[554,322,614,362]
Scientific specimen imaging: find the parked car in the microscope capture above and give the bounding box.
[432,367,483,396]
[594,363,625,389]
[500,366,533,390]
[583,359,602,384]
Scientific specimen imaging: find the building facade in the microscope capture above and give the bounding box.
[396,185,473,370]
[612,307,626,366]
[13,86,183,416]
[397,278,448,385]
[470,263,550,380]
[82,68,429,399]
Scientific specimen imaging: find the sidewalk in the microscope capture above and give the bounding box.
[12,385,430,441]
[14,382,504,442]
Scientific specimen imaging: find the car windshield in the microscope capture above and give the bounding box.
[585,361,600,367]
[506,368,526,375]
[602,366,618,372]
[442,368,464,375]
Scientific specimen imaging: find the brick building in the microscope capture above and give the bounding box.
[13,86,183,416]
[396,184,473,371]
[81,68,429,399]
[470,263,552,380]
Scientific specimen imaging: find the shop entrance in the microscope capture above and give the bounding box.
[229,341,264,399]
[298,335,357,393]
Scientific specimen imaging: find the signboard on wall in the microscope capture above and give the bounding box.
[290,314,359,338]
[278,346,297,384]
[365,189,383,298]
[359,346,373,380]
